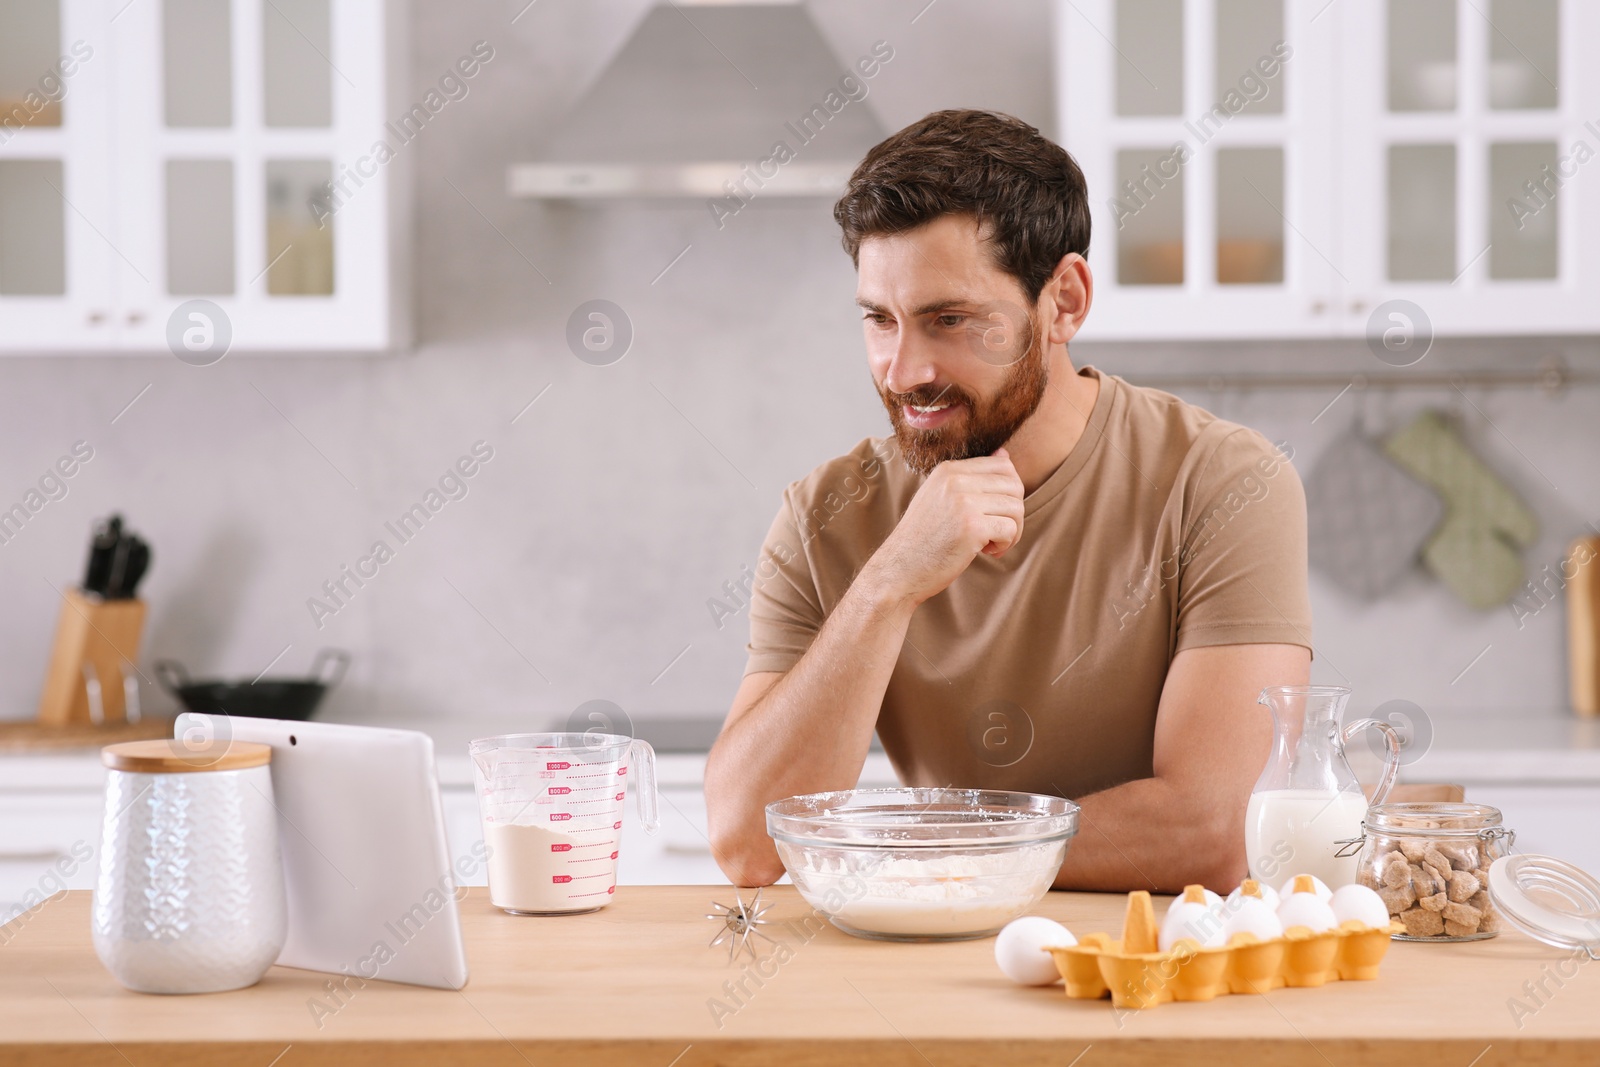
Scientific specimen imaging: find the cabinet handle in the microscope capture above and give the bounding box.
[1350,299,1367,315]
[1309,300,1327,316]
[86,311,107,325]
[126,311,145,326]
[0,849,68,862]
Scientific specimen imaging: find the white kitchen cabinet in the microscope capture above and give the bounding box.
[1478,785,1600,876]
[0,0,409,352]
[1058,0,1600,339]
[0,790,103,918]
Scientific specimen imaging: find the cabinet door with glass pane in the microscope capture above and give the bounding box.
[1058,0,1339,339]
[112,0,404,350]
[0,1,114,349]
[1337,0,1600,335]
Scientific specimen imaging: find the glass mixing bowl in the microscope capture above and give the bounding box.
[765,788,1080,942]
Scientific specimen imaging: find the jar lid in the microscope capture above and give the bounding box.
[101,738,272,774]
[1487,854,1600,958]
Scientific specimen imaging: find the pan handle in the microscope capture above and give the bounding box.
[153,659,191,694]
[310,649,350,689]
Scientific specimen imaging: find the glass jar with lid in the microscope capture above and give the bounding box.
[1354,802,1514,941]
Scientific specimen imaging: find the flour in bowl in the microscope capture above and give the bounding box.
[802,847,1060,937]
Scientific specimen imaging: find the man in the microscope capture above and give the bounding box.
[704,110,1312,892]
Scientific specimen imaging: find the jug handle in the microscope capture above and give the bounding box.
[628,739,661,835]
[1340,718,1402,808]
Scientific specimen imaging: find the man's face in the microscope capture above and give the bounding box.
[856,215,1049,475]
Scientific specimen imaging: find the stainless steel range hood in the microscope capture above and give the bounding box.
[507,1,888,199]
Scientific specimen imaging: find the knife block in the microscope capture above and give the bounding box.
[36,588,147,727]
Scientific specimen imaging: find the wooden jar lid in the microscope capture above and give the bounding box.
[101,738,272,773]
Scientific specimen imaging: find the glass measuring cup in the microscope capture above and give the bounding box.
[469,733,659,915]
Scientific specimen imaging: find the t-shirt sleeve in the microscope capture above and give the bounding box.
[1173,428,1314,655]
[743,487,826,676]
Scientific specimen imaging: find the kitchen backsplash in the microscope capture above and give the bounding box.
[0,0,1596,729]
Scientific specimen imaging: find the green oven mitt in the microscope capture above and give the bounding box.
[1383,411,1539,609]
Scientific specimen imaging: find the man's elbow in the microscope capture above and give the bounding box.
[709,825,786,888]
[1193,812,1250,890]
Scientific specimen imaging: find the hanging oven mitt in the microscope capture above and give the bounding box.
[1383,410,1539,609]
[1304,428,1446,600]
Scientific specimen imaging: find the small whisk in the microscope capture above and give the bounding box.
[706,887,778,963]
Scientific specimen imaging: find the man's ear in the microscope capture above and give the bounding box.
[1042,252,1093,345]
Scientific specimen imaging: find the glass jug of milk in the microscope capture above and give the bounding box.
[1245,685,1401,890]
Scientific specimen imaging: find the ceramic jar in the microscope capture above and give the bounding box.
[91,739,286,993]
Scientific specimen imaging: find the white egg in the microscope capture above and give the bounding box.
[1159,899,1228,952]
[1199,887,1224,910]
[1276,892,1339,933]
[1221,895,1284,941]
[995,916,1074,986]
[1328,883,1390,929]
[1226,880,1280,912]
[1278,873,1332,902]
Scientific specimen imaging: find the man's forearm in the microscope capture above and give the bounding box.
[705,565,918,885]
[1052,776,1250,893]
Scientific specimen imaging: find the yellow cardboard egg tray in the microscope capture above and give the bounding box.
[1046,884,1404,1009]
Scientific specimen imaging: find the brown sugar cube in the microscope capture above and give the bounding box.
[1357,867,1380,889]
[1444,919,1481,937]
[1440,844,1480,871]
[1381,852,1410,888]
[1425,862,1453,891]
[1468,890,1491,911]
[1479,908,1502,933]
[1400,907,1446,937]
[1418,891,1449,912]
[1442,900,1482,927]
[1447,870,1481,903]
[1422,848,1453,884]
[1399,838,1429,862]
[1410,862,1440,897]
[1378,881,1417,914]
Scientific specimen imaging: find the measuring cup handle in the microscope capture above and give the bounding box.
[628,739,660,835]
[1342,717,1402,807]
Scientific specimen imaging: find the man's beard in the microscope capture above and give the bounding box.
[878,317,1050,476]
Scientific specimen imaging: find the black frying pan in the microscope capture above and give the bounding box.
[155,649,350,721]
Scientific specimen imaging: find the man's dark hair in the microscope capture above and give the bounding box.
[833,109,1091,304]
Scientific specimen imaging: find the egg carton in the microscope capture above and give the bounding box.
[1047,887,1403,1009]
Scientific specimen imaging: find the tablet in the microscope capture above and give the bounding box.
[174,714,470,990]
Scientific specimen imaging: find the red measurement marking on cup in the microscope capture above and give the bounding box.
[550,843,572,852]
[548,787,571,795]
[552,875,573,884]
[549,812,573,822]
[545,761,571,771]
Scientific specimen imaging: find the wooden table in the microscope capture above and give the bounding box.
[3,886,1597,1065]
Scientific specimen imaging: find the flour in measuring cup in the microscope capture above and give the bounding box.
[484,823,615,913]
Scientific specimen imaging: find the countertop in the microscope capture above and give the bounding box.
[3,886,1596,1065]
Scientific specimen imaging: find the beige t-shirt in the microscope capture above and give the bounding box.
[743,366,1312,798]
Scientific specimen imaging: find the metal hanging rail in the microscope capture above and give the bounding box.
[1118,357,1597,395]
